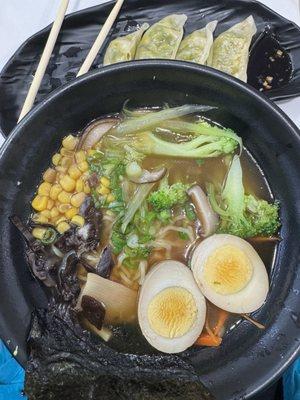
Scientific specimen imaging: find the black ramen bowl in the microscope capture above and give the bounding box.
[0,60,299,400]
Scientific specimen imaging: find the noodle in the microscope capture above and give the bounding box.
[120,271,134,286]
[138,260,148,285]
[158,225,195,241]
[120,265,132,279]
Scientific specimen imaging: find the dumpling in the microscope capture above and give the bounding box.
[135,14,187,60]
[103,23,149,66]
[207,16,257,82]
[176,20,218,64]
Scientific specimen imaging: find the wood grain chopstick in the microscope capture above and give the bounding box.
[18,0,70,122]
[77,0,124,77]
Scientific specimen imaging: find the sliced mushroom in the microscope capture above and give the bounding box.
[129,167,167,184]
[81,295,106,330]
[187,185,219,237]
[95,246,114,278]
[78,117,119,150]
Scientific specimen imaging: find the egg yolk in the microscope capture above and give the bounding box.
[203,245,253,295]
[147,287,197,338]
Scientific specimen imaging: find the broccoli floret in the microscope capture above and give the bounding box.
[245,195,280,236]
[207,156,280,238]
[148,183,189,211]
[157,209,172,224]
[111,229,126,254]
[133,131,238,159]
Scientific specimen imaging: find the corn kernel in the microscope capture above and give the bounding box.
[56,166,68,174]
[71,215,85,227]
[71,192,86,208]
[65,207,78,219]
[52,153,61,166]
[62,135,78,151]
[60,175,76,192]
[107,193,115,203]
[77,161,88,172]
[100,177,110,187]
[84,184,91,194]
[32,227,47,240]
[50,207,60,219]
[60,148,74,157]
[52,215,63,224]
[75,150,86,164]
[97,185,110,195]
[38,182,51,196]
[43,168,56,183]
[68,165,81,180]
[76,178,84,192]
[32,213,49,224]
[58,203,72,213]
[50,184,62,200]
[61,156,72,168]
[47,198,55,210]
[56,216,67,225]
[57,221,71,234]
[40,210,51,218]
[32,195,48,211]
[58,191,72,204]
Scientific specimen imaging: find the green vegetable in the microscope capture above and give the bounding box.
[160,119,242,152]
[125,246,151,259]
[126,161,142,179]
[110,104,214,136]
[123,258,140,270]
[88,151,126,214]
[207,156,280,238]
[127,130,237,159]
[185,203,196,221]
[196,159,205,166]
[111,229,126,254]
[178,231,189,240]
[157,209,172,224]
[91,189,105,209]
[40,228,57,245]
[121,183,155,233]
[148,182,189,211]
[245,195,280,237]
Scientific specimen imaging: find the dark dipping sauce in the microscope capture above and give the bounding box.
[248,27,293,92]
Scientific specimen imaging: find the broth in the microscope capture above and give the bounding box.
[24,106,279,355]
[96,116,276,350]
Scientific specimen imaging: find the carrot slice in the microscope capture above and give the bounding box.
[213,310,229,336]
[195,309,229,347]
[195,333,222,347]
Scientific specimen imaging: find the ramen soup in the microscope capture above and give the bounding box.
[16,105,280,354]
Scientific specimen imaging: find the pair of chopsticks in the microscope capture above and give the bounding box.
[18,0,124,122]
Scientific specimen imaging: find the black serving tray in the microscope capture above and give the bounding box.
[0,0,300,137]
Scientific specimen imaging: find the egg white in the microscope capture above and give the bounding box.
[138,260,206,353]
[191,234,269,314]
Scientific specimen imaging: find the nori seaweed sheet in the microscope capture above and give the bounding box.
[25,308,215,400]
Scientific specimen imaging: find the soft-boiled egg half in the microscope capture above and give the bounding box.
[138,260,206,353]
[191,234,269,314]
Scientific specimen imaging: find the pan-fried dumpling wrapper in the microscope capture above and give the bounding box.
[103,23,149,66]
[176,20,218,64]
[207,16,257,82]
[135,14,187,60]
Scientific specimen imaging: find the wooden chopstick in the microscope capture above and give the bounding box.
[18,0,70,122]
[77,0,124,77]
